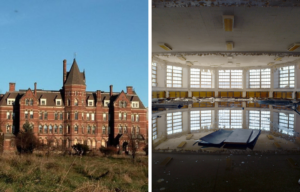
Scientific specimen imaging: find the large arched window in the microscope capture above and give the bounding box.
[49,125,53,133]
[87,125,91,134]
[54,125,58,133]
[74,125,78,134]
[92,125,96,134]
[59,125,63,134]
[30,99,33,106]
[44,125,48,133]
[74,99,78,106]
[25,99,29,105]
[39,125,42,133]
[102,126,106,134]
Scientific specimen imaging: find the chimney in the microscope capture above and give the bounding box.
[110,85,113,96]
[126,86,133,94]
[63,59,67,84]
[9,83,15,92]
[96,90,101,102]
[34,82,37,96]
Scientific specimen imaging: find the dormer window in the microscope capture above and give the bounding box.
[88,100,94,106]
[7,99,15,105]
[104,100,110,107]
[131,101,139,108]
[56,99,62,106]
[40,99,47,106]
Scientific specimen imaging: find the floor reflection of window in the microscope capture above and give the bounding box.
[190,110,211,131]
[249,111,270,131]
[152,117,157,140]
[279,113,294,136]
[167,112,182,134]
[219,110,242,129]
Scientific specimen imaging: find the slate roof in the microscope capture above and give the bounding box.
[65,59,85,85]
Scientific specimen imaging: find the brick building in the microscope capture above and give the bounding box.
[0,59,148,153]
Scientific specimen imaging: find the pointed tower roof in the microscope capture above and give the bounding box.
[65,59,85,85]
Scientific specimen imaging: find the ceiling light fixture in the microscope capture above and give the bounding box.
[226,42,234,50]
[288,43,300,51]
[177,55,186,61]
[158,43,172,51]
[223,15,234,32]
[267,62,274,66]
[274,57,283,61]
[186,61,193,66]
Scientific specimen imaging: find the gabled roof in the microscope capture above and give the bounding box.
[65,59,85,85]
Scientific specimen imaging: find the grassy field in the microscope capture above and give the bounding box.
[0,153,148,192]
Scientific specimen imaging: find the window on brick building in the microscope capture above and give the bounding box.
[88,100,94,106]
[136,127,140,134]
[123,113,127,120]
[102,126,106,134]
[124,126,127,133]
[55,112,58,120]
[25,99,29,105]
[119,112,122,120]
[39,125,42,133]
[136,114,139,122]
[44,112,48,120]
[30,99,33,106]
[75,112,78,120]
[59,125,63,134]
[74,99,78,106]
[30,111,33,119]
[49,125,53,133]
[86,113,90,120]
[92,126,96,134]
[132,127,135,135]
[41,99,47,105]
[91,113,95,121]
[131,115,134,122]
[103,113,107,121]
[7,99,15,105]
[60,113,63,120]
[44,125,48,133]
[119,125,122,133]
[56,99,61,106]
[6,112,10,119]
[74,125,78,134]
[6,125,10,133]
[54,125,58,133]
[104,100,110,107]
[25,110,28,119]
[66,125,70,134]
[67,112,70,120]
[39,112,42,120]
[87,125,91,134]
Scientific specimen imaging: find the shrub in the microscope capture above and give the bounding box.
[72,144,89,155]
[99,146,117,156]
[15,121,39,154]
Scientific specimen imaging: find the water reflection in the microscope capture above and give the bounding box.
[152,100,300,140]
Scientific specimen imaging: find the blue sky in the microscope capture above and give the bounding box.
[0,0,148,106]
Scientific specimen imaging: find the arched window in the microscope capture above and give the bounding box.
[30,111,33,119]
[54,125,58,133]
[39,125,42,133]
[66,125,70,134]
[131,115,134,122]
[25,110,28,119]
[74,99,78,106]
[119,112,122,120]
[123,113,127,120]
[82,125,85,134]
[44,112,48,120]
[75,112,78,120]
[55,112,58,120]
[44,125,48,133]
[59,125,63,134]
[25,99,29,105]
[91,113,95,121]
[124,126,127,133]
[87,139,91,147]
[49,125,53,133]
[30,99,33,106]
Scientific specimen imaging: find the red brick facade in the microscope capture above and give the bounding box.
[0,59,148,153]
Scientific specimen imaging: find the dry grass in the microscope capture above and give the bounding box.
[0,154,148,192]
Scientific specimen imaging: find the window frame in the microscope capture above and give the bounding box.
[190,68,212,88]
[152,62,157,87]
[279,65,295,88]
[248,68,271,88]
[219,69,243,89]
[166,65,182,88]
[166,112,182,135]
